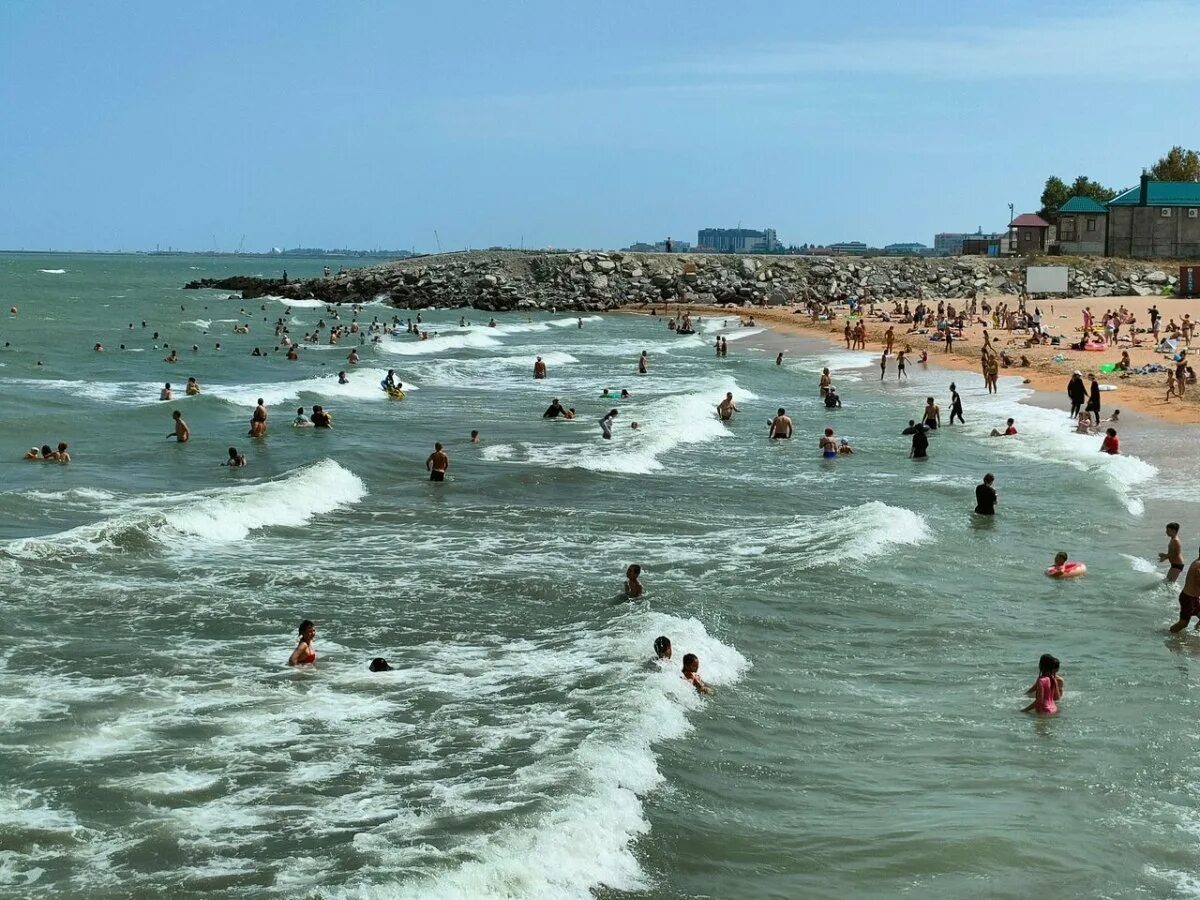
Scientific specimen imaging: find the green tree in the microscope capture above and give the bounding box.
[1149,145,1200,181]
[1039,174,1116,221]
[1038,176,1070,221]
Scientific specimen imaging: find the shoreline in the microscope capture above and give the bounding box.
[635,301,1200,428]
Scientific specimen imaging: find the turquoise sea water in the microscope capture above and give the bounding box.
[3,253,1200,899]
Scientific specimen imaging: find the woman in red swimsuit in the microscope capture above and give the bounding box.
[288,620,317,666]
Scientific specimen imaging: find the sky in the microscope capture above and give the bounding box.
[1,0,1196,253]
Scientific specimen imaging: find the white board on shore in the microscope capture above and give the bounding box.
[1026,266,1068,294]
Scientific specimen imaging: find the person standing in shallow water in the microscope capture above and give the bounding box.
[1161,523,1185,583]
[910,424,929,459]
[426,442,449,481]
[949,383,964,425]
[974,473,997,515]
[1170,549,1200,633]
[624,564,643,599]
[638,351,648,375]
[1022,654,1062,714]
[288,620,317,666]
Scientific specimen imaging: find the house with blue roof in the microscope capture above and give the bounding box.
[1055,197,1107,255]
[1106,173,1200,258]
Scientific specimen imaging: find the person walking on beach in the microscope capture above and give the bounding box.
[769,408,792,439]
[426,442,449,481]
[1161,523,1185,583]
[600,409,618,439]
[1067,372,1086,418]
[716,392,738,421]
[1086,374,1101,426]
[168,410,189,443]
[974,473,997,515]
[949,384,964,425]
[1021,654,1062,714]
[1171,550,1200,632]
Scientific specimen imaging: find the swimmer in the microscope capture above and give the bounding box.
[823,388,842,409]
[909,424,929,459]
[990,418,1017,437]
[369,657,392,672]
[533,356,547,379]
[426,442,449,482]
[682,653,712,695]
[921,396,940,430]
[974,473,997,515]
[563,407,576,420]
[288,620,317,666]
[1161,523,1185,583]
[338,370,349,384]
[819,428,839,459]
[160,382,172,401]
[185,377,201,395]
[347,350,360,365]
[22,447,39,460]
[624,564,643,599]
[470,430,480,443]
[716,392,738,421]
[542,397,566,419]
[224,447,247,467]
[1021,654,1062,714]
[901,420,919,436]
[775,352,783,366]
[39,444,56,461]
[620,389,631,399]
[630,421,640,431]
[94,342,104,352]
[838,439,854,455]
[286,346,299,361]
[769,408,792,439]
[55,442,70,463]
[600,408,618,439]
[293,407,312,427]
[819,367,832,396]
[639,351,649,374]
[601,388,613,398]
[164,349,177,363]
[1171,549,1200,632]
[653,636,672,661]
[310,405,333,428]
[168,410,190,443]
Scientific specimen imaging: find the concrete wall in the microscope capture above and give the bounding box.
[1057,214,1106,255]
[1108,206,1200,258]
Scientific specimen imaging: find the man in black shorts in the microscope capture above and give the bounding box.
[426,442,449,482]
[1170,549,1200,633]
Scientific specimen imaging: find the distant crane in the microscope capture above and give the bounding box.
[434,230,442,254]
[236,234,245,255]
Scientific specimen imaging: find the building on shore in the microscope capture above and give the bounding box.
[623,239,692,253]
[1008,214,1051,255]
[826,241,869,255]
[696,227,780,253]
[933,229,1004,256]
[1053,197,1107,255]
[1106,173,1200,258]
[882,242,932,256]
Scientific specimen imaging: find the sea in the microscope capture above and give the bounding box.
[3,252,1200,899]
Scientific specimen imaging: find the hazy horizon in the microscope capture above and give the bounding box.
[2,0,1195,254]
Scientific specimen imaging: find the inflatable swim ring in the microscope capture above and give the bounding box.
[385,389,405,400]
[1046,562,1087,578]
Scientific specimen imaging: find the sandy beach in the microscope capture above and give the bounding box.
[647,294,1200,426]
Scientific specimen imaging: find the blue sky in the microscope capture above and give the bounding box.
[1,0,1195,252]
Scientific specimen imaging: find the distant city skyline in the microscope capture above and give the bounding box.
[1,1,1191,253]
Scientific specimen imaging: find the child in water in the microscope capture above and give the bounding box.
[682,653,711,695]
[1022,654,1062,715]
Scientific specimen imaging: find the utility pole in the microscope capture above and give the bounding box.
[1007,203,1014,253]
[434,230,442,254]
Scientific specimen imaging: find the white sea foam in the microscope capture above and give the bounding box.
[719,327,766,342]
[6,377,182,407]
[5,459,366,558]
[113,769,222,796]
[381,331,504,356]
[36,268,66,274]
[485,381,757,475]
[549,315,602,327]
[205,367,417,407]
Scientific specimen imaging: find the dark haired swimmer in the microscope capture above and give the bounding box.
[288,620,317,666]
[769,408,792,439]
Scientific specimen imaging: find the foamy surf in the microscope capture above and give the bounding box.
[381,331,504,356]
[37,268,66,274]
[5,459,365,559]
[205,367,417,406]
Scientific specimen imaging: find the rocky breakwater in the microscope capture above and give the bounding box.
[183,251,1183,310]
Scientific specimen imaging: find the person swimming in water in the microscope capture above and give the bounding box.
[624,564,643,599]
[682,653,711,695]
[823,388,842,409]
[160,382,172,401]
[653,635,672,661]
[288,620,317,666]
[293,407,312,427]
[224,447,246,467]
[1021,654,1062,714]
[168,410,190,443]
[185,377,201,395]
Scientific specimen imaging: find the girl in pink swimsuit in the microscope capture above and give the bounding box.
[1022,654,1063,715]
